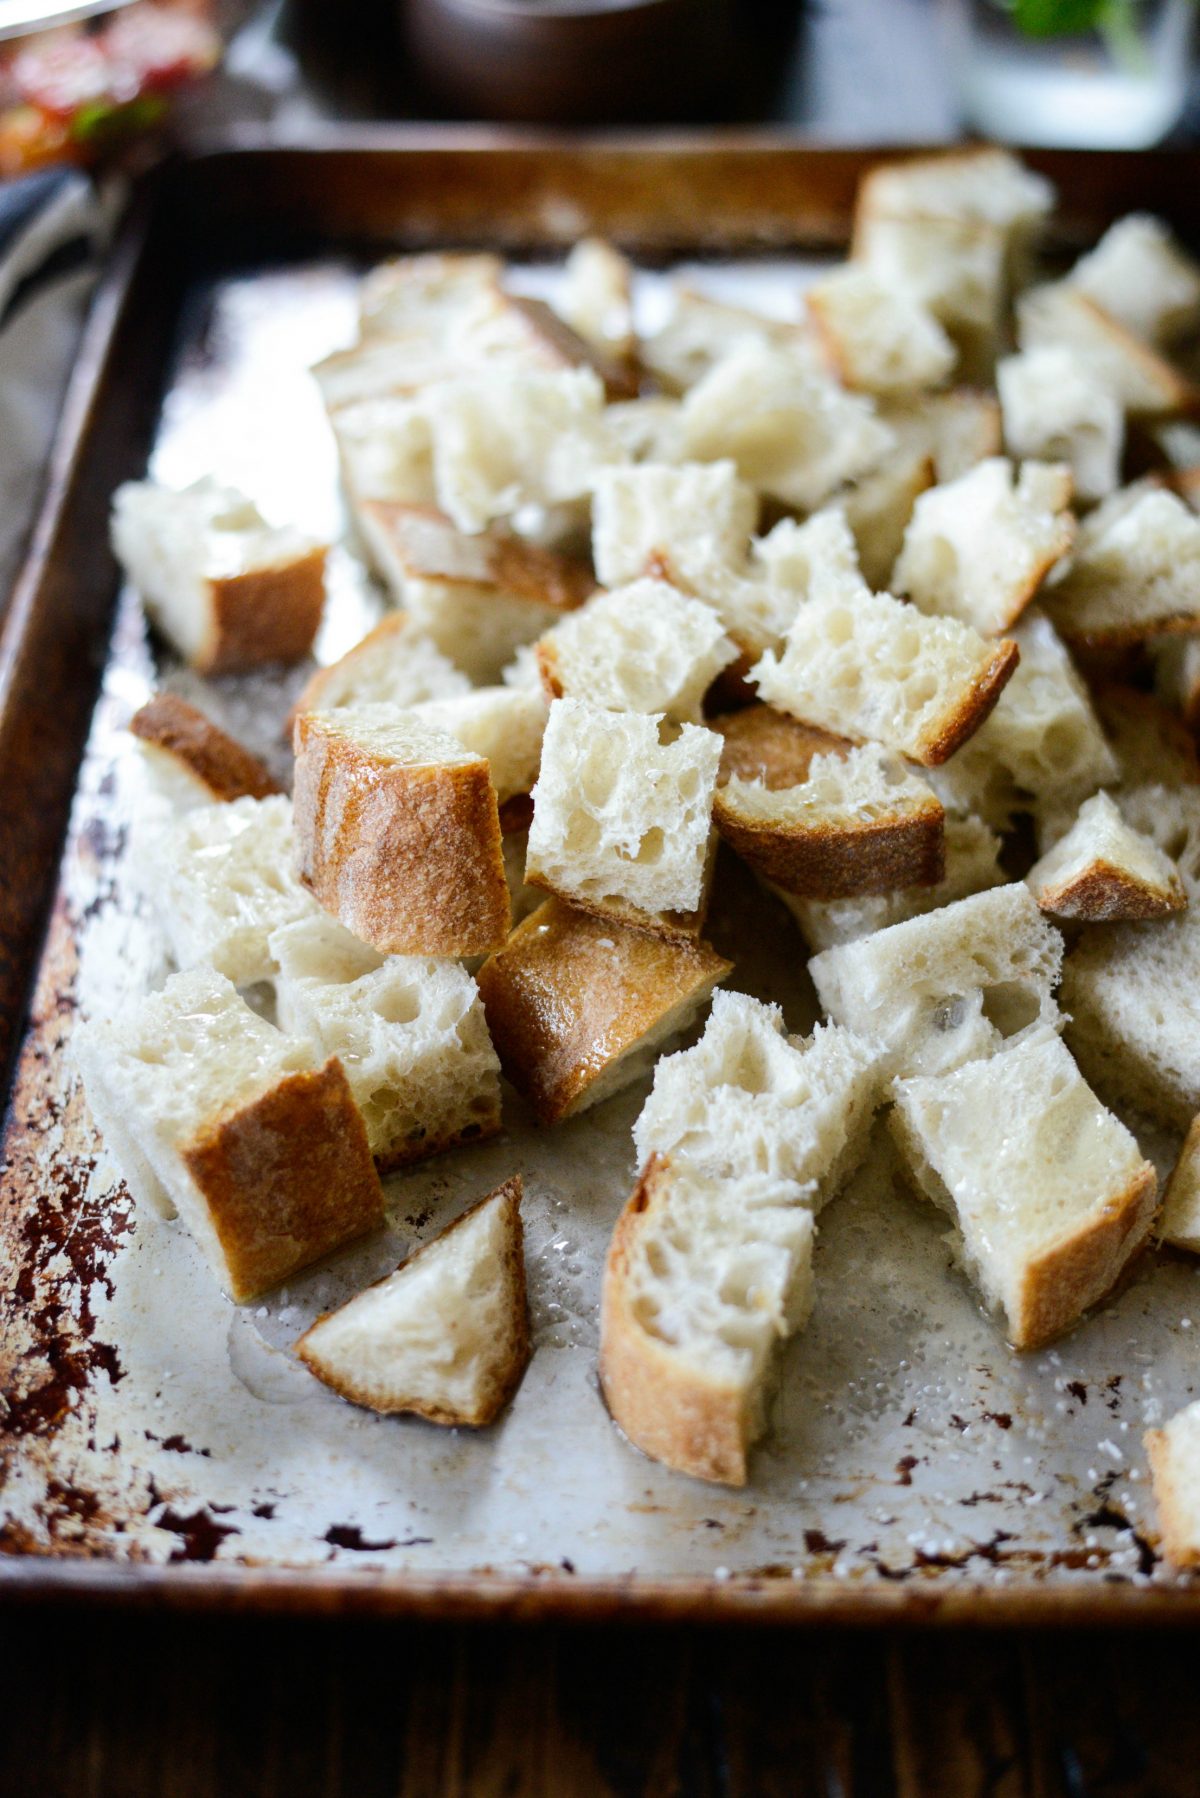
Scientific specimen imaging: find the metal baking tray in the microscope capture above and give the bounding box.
[4,133,1200,1622]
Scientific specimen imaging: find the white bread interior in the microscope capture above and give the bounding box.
[1045,487,1200,648]
[1067,214,1200,348]
[590,459,757,594]
[537,578,737,723]
[806,262,955,395]
[1146,1400,1200,1568]
[1026,791,1186,922]
[998,346,1123,504]
[1161,1115,1200,1254]
[412,686,548,803]
[558,237,635,360]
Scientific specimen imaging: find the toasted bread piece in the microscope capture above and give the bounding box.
[130,695,281,809]
[329,395,438,513]
[891,1026,1157,1349]
[854,146,1055,237]
[296,1176,530,1425]
[807,263,955,395]
[600,1154,815,1486]
[559,237,636,362]
[110,478,327,675]
[634,990,881,1204]
[1017,283,1196,417]
[883,388,1004,483]
[1146,1402,1200,1568]
[358,250,505,340]
[293,706,510,958]
[853,212,1007,378]
[641,286,815,394]
[292,613,469,725]
[1160,1115,1200,1253]
[74,968,383,1299]
[1068,214,1200,348]
[1046,488,1200,650]
[1027,792,1186,923]
[410,686,547,805]
[590,460,757,595]
[271,913,502,1171]
[525,696,721,929]
[486,292,639,399]
[998,346,1124,505]
[841,447,935,592]
[477,897,731,1124]
[536,579,737,724]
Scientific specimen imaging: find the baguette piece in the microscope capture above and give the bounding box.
[558,237,636,362]
[806,263,955,395]
[356,504,594,686]
[296,1176,530,1425]
[1026,792,1186,923]
[358,250,505,340]
[476,898,731,1124]
[1161,1115,1200,1253]
[536,579,738,724]
[1145,1402,1200,1568]
[1067,214,1200,349]
[293,706,509,958]
[600,1154,815,1486]
[483,292,639,400]
[1016,282,1195,417]
[74,968,383,1299]
[854,146,1055,239]
[411,686,547,805]
[271,913,502,1171]
[110,478,327,675]
[633,990,881,1204]
[997,346,1123,505]
[891,1026,1157,1350]
[852,212,1006,378]
[329,395,437,512]
[524,697,721,931]
[590,461,757,595]
[1044,487,1200,650]
[130,695,281,810]
[291,613,469,723]
[139,794,318,986]
[641,287,815,394]
[893,458,1074,635]
[841,446,935,592]
[750,555,1019,767]
[883,388,1004,483]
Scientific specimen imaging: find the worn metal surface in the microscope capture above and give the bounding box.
[3,253,1200,1615]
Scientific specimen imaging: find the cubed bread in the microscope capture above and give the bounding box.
[74,968,383,1300]
[750,557,1019,767]
[883,388,1004,483]
[810,882,1065,1078]
[293,706,510,957]
[841,447,935,592]
[1027,792,1186,923]
[854,145,1055,238]
[271,912,502,1171]
[296,1175,529,1425]
[130,694,281,810]
[328,396,437,512]
[110,478,328,674]
[409,686,547,804]
[599,1154,815,1486]
[524,697,721,934]
[590,460,757,595]
[1068,214,1200,348]
[893,457,1074,635]
[604,395,683,462]
[558,237,636,361]
[484,292,639,399]
[1161,1115,1200,1253]
[633,990,881,1205]
[722,508,863,658]
[138,794,318,986]
[355,504,594,686]
[997,346,1124,505]
[712,711,944,899]
[358,250,505,340]
[1146,1401,1200,1568]
[806,263,955,395]
[476,897,731,1124]
[853,213,1007,378]
[641,287,814,394]
[292,612,470,723]
[674,343,894,511]
[536,579,737,724]
[1045,487,1200,650]
[1017,282,1195,417]
[891,1027,1157,1350]
[315,336,480,413]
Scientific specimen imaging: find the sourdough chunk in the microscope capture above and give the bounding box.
[998,347,1123,504]
[810,883,1064,1078]
[139,794,318,985]
[296,1176,529,1425]
[329,396,436,511]
[893,458,1074,634]
[1027,792,1186,923]
[1068,214,1200,347]
[1146,1401,1200,1568]
[559,237,635,360]
[807,264,955,395]
[412,686,547,803]
[600,1154,815,1486]
[841,448,934,591]
[358,251,504,340]
[111,478,327,674]
[293,706,510,958]
[590,461,757,594]
[1161,1116,1200,1253]
[1016,283,1194,417]
[1045,488,1200,648]
[293,613,470,719]
[476,897,731,1124]
[271,913,502,1171]
[855,146,1055,234]
[74,968,383,1299]
[633,990,880,1205]
[536,579,737,723]
[853,213,1006,376]
[525,697,721,924]
[891,1027,1156,1349]
[641,287,815,393]
[884,388,1004,483]
[130,695,281,810]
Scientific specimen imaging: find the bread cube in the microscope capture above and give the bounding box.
[559,237,635,361]
[1027,792,1186,923]
[641,287,814,394]
[110,478,327,675]
[1017,282,1195,417]
[590,460,757,594]
[854,146,1055,237]
[293,612,470,721]
[130,695,281,811]
[998,346,1123,505]
[604,396,682,462]
[75,968,384,1300]
[1045,488,1200,650]
[329,396,437,511]
[1146,1401,1200,1568]
[536,579,737,724]
[139,794,318,986]
[411,686,547,804]
[358,250,504,340]
[525,697,721,934]
[883,388,1003,483]
[633,990,881,1206]
[894,458,1074,635]
[296,1175,529,1425]
[491,292,639,399]
[841,447,934,591]
[1068,214,1200,348]
[293,706,510,957]
[1161,1116,1200,1254]
[600,1154,815,1486]
[807,263,955,395]
[477,897,731,1124]
[891,1027,1156,1349]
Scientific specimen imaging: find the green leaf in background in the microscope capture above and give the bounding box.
[1011,0,1111,36]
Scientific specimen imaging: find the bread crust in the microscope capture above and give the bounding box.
[1145,1420,1200,1568]
[599,1158,752,1486]
[290,612,422,726]
[198,545,327,675]
[522,868,711,946]
[501,294,640,401]
[1008,1160,1158,1350]
[130,694,281,803]
[1034,859,1186,923]
[914,636,1021,765]
[477,899,732,1124]
[293,712,511,957]
[180,1056,384,1303]
[295,1175,530,1425]
[362,502,596,612]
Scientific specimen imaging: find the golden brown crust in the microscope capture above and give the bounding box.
[373,1108,503,1177]
[711,704,853,788]
[712,786,945,899]
[1057,611,1200,654]
[180,1056,384,1304]
[522,869,711,947]
[1034,859,1187,923]
[292,712,511,957]
[500,294,641,401]
[130,694,282,803]
[913,636,1021,766]
[1010,1160,1158,1350]
[1059,291,1198,417]
[1145,1421,1200,1568]
[361,502,596,612]
[477,899,731,1124]
[289,612,418,729]
[199,545,327,675]
[599,1157,749,1487]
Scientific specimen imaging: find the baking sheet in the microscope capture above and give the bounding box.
[4,249,1200,1604]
